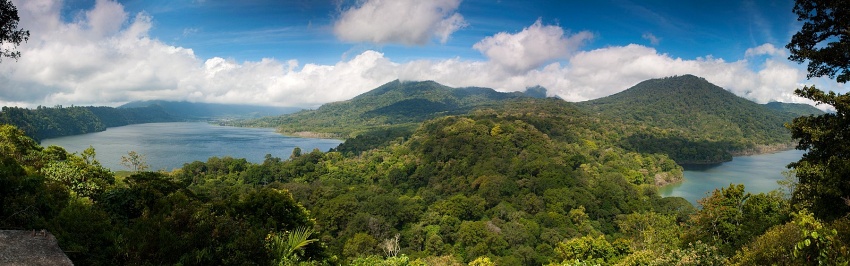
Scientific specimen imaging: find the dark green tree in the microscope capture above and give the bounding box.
[786,0,850,219]
[787,0,850,83]
[0,0,29,62]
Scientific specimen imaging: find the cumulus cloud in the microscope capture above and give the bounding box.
[642,32,660,45]
[473,19,593,74]
[0,0,835,111]
[745,43,786,57]
[333,0,467,45]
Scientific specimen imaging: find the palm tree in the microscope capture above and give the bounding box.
[267,227,318,266]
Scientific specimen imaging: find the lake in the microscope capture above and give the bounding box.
[659,149,805,206]
[41,122,343,171]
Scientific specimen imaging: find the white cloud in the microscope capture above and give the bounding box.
[0,0,839,112]
[745,43,786,57]
[473,19,593,74]
[642,32,660,45]
[333,0,467,45]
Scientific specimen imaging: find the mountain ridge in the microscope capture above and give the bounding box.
[233,80,547,138]
[580,74,799,163]
[119,100,301,120]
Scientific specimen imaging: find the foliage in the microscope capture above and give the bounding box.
[683,184,790,256]
[785,0,850,220]
[787,86,850,219]
[41,146,114,198]
[0,0,29,62]
[792,210,850,265]
[786,0,850,83]
[120,150,150,172]
[267,227,319,266]
[554,235,629,265]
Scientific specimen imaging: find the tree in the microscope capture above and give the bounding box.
[0,0,29,62]
[786,0,850,83]
[786,0,850,219]
[120,150,150,172]
[267,227,318,266]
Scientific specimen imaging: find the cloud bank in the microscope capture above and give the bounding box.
[0,0,837,110]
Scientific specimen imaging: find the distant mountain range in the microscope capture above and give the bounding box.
[119,100,301,120]
[763,101,824,116]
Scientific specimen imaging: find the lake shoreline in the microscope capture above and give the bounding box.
[659,149,804,205]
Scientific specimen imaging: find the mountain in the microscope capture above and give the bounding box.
[579,74,797,164]
[235,80,545,138]
[764,101,825,116]
[119,100,301,120]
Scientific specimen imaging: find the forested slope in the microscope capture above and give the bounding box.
[580,75,799,164]
[0,105,176,141]
[763,101,825,116]
[119,100,301,119]
[233,80,543,138]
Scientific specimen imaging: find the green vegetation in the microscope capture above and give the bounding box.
[0,105,176,141]
[764,102,825,117]
[232,80,542,138]
[580,74,798,164]
[239,76,807,165]
[4,0,848,262]
[0,0,29,62]
[4,102,848,264]
[784,0,850,222]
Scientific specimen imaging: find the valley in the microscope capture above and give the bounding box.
[2,74,834,265]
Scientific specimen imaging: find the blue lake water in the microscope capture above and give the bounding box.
[41,122,343,171]
[659,149,805,206]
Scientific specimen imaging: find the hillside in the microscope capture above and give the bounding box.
[235,80,544,138]
[580,75,797,164]
[119,100,301,120]
[0,105,176,141]
[764,101,825,116]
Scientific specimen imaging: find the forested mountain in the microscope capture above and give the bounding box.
[763,101,825,116]
[120,100,301,120]
[580,75,797,164]
[0,105,176,141]
[233,80,546,138]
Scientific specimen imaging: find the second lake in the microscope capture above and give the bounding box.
[659,149,804,206]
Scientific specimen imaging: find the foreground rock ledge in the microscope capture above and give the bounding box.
[0,230,73,266]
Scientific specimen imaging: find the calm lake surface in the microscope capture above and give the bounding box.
[41,122,343,171]
[659,149,805,206]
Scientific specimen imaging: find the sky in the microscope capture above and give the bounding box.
[1,0,847,109]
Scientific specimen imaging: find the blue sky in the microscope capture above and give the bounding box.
[103,0,796,64]
[0,0,844,108]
